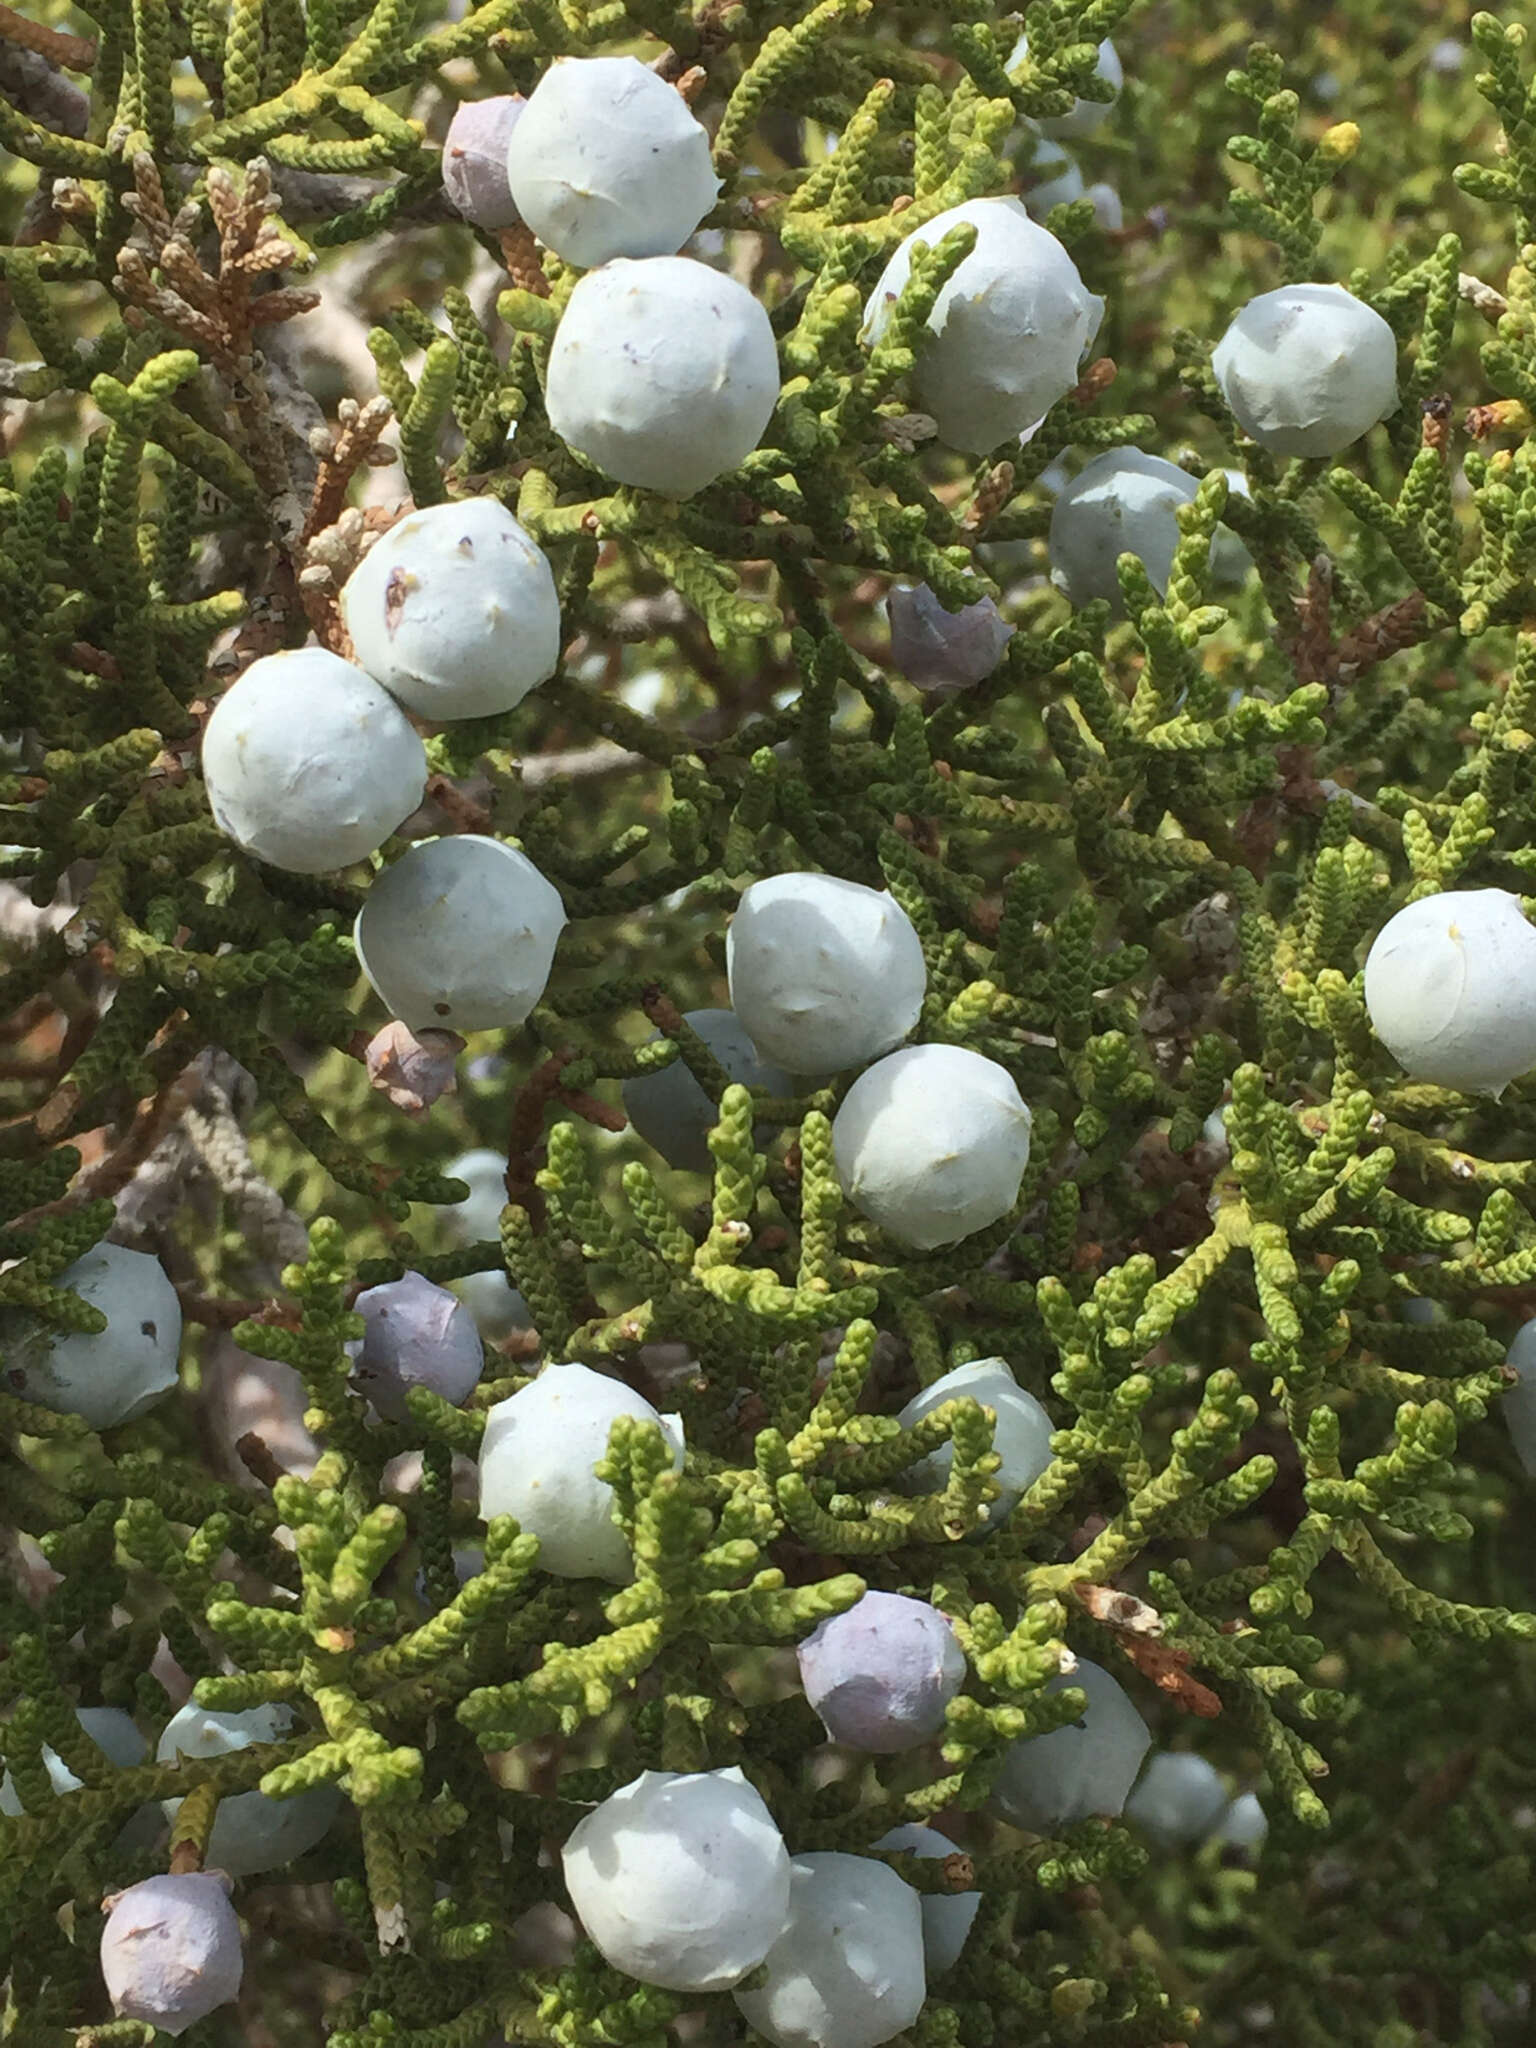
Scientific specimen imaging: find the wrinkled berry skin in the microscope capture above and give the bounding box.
[100,1874,243,2037]
[157,1704,341,1877]
[341,497,561,722]
[201,647,426,875]
[862,198,1103,454]
[545,256,779,498]
[505,56,719,269]
[886,583,1014,694]
[896,1357,1054,1530]
[733,1851,926,2048]
[561,1766,791,1991]
[797,1591,965,1752]
[353,834,566,1037]
[441,94,526,231]
[353,1271,484,1421]
[1048,447,1198,612]
[727,873,927,1076]
[832,1045,1032,1250]
[1363,888,1536,1096]
[1211,283,1398,457]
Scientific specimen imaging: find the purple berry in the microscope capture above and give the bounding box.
[100,1873,244,2036]
[352,1271,484,1422]
[442,95,527,231]
[887,582,1015,694]
[797,1591,965,1752]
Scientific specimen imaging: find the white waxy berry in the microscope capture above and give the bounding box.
[732,1851,925,2048]
[1125,1751,1231,1848]
[1084,181,1123,232]
[505,56,720,269]
[1211,283,1399,457]
[352,1271,483,1422]
[1502,1316,1536,1475]
[797,1591,965,1752]
[100,1873,243,2037]
[989,1657,1150,1832]
[1048,447,1199,611]
[832,1045,1032,1250]
[1214,1790,1269,1852]
[895,1357,1054,1529]
[354,834,566,1036]
[477,1363,684,1581]
[545,256,779,498]
[442,1148,508,1245]
[726,874,926,1075]
[201,647,426,875]
[157,1703,340,1878]
[441,94,527,231]
[862,198,1103,454]
[1023,138,1086,218]
[3,1242,181,1431]
[887,583,1014,694]
[341,498,561,721]
[0,1705,147,1815]
[1210,469,1253,585]
[1009,34,1124,137]
[622,1007,793,1174]
[1363,888,1536,1096]
[561,1767,791,1990]
[871,1823,980,1975]
[453,1271,533,1336]
[438,1150,532,1332]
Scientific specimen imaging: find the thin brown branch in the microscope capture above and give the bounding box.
[0,5,94,72]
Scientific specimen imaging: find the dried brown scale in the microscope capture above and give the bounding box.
[498,222,552,297]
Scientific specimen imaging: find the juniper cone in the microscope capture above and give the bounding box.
[439,93,527,231]
[560,1767,792,1991]
[503,55,720,268]
[1124,1749,1233,1849]
[796,1589,966,1751]
[1049,447,1202,609]
[340,496,562,720]
[1009,31,1125,138]
[870,1823,982,1975]
[350,1270,485,1420]
[199,646,429,872]
[99,1874,244,2037]
[156,1705,342,1877]
[621,1006,793,1173]
[725,871,928,1073]
[988,1659,1152,1831]
[8,2,1536,2043]
[1,1243,182,1429]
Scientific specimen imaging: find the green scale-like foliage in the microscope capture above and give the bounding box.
[4,0,1536,2043]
